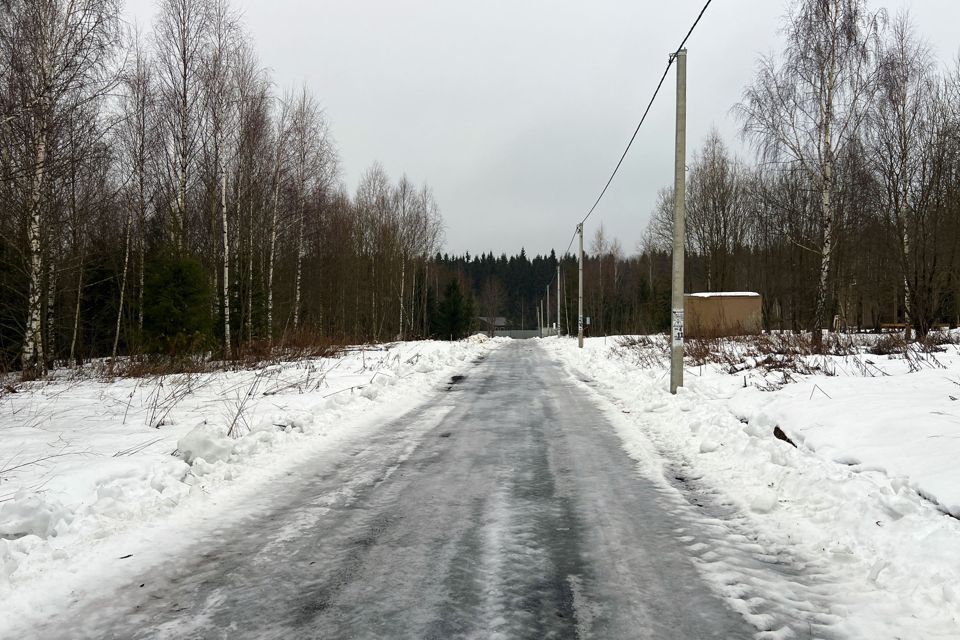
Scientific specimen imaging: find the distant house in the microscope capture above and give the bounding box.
[684,292,762,338]
[478,316,509,332]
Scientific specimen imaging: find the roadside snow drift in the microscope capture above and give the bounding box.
[0,337,499,598]
[544,334,960,639]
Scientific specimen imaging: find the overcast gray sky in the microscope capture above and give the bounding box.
[124,0,959,257]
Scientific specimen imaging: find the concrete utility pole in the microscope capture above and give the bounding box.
[670,49,687,395]
[557,265,561,336]
[546,284,550,335]
[578,223,584,349]
[540,299,545,337]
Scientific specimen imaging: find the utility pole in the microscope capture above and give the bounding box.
[546,284,550,335]
[540,299,544,337]
[578,223,584,349]
[670,49,687,395]
[557,265,561,336]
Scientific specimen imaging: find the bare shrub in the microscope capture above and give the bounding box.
[920,330,960,353]
[869,334,908,356]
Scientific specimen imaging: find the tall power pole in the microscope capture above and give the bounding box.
[578,223,584,349]
[546,284,550,334]
[670,49,687,394]
[556,265,561,336]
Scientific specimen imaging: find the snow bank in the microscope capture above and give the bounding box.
[730,369,960,519]
[0,338,500,597]
[544,335,960,638]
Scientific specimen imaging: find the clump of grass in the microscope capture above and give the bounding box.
[921,330,960,353]
[614,336,668,368]
[869,334,908,356]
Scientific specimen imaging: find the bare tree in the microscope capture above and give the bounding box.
[230,41,270,346]
[154,0,208,250]
[288,86,334,332]
[686,130,749,291]
[738,0,883,348]
[393,174,418,340]
[265,91,292,342]
[354,161,392,339]
[113,24,157,360]
[866,12,945,337]
[201,0,239,356]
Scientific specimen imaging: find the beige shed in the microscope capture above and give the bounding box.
[684,292,763,339]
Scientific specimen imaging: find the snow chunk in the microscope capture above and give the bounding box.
[177,424,233,465]
[0,493,73,539]
[699,438,721,454]
[750,489,779,514]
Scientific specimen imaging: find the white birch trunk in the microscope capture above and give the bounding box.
[293,198,304,330]
[266,175,280,342]
[814,158,834,343]
[221,166,231,357]
[398,259,406,340]
[246,199,253,344]
[813,26,838,349]
[371,256,377,341]
[898,205,914,339]
[46,256,57,366]
[113,203,133,360]
[22,124,46,378]
[69,243,85,365]
[138,224,145,336]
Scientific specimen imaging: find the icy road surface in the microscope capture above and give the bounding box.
[26,341,774,639]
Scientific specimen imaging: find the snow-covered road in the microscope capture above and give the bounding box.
[5,340,798,639]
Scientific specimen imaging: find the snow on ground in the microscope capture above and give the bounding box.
[543,334,960,639]
[0,336,500,603]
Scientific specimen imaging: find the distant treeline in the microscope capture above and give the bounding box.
[432,245,670,337]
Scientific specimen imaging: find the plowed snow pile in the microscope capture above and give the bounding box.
[544,333,960,639]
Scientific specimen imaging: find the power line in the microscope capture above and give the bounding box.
[563,227,578,257]
[551,0,713,288]
[578,0,713,229]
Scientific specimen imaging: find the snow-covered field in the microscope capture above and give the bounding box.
[0,337,498,608]
[544,334,960,638]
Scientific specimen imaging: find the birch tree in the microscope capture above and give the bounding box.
[288,87,333,332]
[866,13,944,337]
[265,92,292,342]
[155,0,208,251]
[201,0,239,356]
[113,26,156,359]
[230,42,270,345]
[738,0,883,348]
